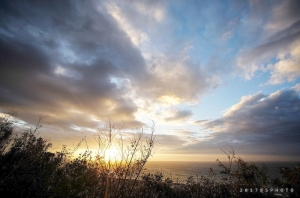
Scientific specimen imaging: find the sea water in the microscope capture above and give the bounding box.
[143,161,299,183]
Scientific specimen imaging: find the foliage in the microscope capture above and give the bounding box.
[0,113,298,197]
[272,164,300,197]
[0,113,156,197]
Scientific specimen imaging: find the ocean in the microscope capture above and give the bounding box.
[143,161,299,183]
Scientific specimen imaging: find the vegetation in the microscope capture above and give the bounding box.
[0,113,299,197]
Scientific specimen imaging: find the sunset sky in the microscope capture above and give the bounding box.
[1,0,300,161]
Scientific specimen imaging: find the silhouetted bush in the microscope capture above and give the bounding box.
[0,113,298,197]
[272,164,300,197]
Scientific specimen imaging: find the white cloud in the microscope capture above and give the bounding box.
[221,30,233,42]
[266,42,300,84]
[104,2,149,46]
[133,1,165,22]
[235,1,300,84]
[236,28,300,83]
[223,92,264,117]
[141,52,219,102]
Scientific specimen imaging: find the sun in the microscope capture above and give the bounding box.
[104,146,122,162]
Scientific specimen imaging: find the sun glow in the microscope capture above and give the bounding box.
[104,146,122,162]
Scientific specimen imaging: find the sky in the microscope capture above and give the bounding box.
[1,0,300,162]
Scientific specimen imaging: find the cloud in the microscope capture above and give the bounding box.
[139,53,220,102]
[164,109,192,122]
[236,0,300,83]
[4,0,298,159]
[266,41,300,84]
[200,84,300,155]
[236,26,300,82]
[0,0,146,130]
[263,0,300,36]
[195,120,208,124]
[104,2,149,46]
[153,128,209,154]
[0,0,217,141]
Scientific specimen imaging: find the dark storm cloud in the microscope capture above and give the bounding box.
[0,0,148,131]
[198,85,300,155]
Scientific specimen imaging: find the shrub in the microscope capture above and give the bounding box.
[0,113,298,198]
[0,113,156,197]
[272,164,300,197]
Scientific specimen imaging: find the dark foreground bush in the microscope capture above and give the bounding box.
[0,113,299,197]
